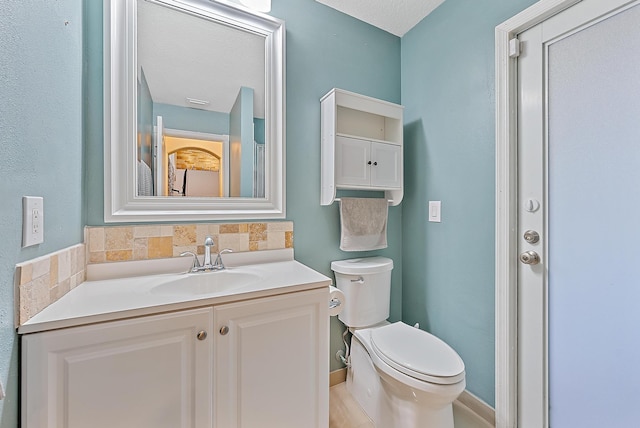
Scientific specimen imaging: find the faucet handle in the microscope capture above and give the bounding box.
[204,236,215,247]
[180,251,201,272]
[213,248,233,270]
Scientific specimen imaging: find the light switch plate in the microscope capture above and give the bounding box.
[23,196,44,247]
[428,201,441,222]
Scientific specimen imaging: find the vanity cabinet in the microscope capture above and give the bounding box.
[21,288,328,428]
[22,307,214,428]
[213,288,328,428]
[321,88,404,206]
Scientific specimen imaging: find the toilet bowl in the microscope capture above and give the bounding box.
[349,322,465,428]
[332,257,465,428]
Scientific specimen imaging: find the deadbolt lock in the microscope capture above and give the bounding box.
[523,230,540,244]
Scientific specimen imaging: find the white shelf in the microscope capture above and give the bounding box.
[321,88,404,206]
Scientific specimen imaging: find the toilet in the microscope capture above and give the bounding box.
[331,257,465,428]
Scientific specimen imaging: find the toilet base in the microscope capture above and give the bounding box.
[346,334,460,428]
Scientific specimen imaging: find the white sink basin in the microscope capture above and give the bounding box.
[151,270,262,296]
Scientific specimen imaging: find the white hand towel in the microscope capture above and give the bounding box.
[339,197,388,251]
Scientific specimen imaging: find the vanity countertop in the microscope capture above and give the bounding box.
[19,254,331,335]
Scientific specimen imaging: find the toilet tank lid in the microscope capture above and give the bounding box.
[331,257,393,275]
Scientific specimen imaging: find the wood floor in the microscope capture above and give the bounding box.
[329,383,494,428]
[329,382,374,428]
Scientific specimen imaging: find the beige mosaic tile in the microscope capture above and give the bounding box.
[49,255,58,287]
[19,263,32,284]
[220,224,240,234]
[133,238,149,260]
[105,227,133,251]
[88,227,104,252]
[16,243,86,326]
[173,225,196,246]
[133,225,161,238]
[249,223,268,242]
[106,250,133,262]
[89,251,105,264]
[148,236,173,259]
[267,231,286,250]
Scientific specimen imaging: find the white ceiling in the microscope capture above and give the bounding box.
[138,0,265,117]
[315,0,445,37]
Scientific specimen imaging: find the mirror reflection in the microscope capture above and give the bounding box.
[136,0,266,198]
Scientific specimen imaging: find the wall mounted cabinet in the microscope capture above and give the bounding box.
[321,88,404,205]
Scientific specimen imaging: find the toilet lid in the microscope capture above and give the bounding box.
[370,322,465,385]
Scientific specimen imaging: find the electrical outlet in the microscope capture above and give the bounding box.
[23,196,44,247]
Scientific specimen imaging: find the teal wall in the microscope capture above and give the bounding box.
[401,0,537,406]
[153,102,230,134]
[229,86,255,197]
[0,1,85,427]
[271,0,402,371]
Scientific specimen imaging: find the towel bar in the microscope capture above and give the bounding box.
[334,198,393,204]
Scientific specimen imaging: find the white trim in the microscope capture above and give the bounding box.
[456,390,496,427]
[104,0,286,222]
[494,1,582,427]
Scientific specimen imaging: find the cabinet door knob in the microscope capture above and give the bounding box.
[196,330,207,341]
[367,161,372,165]
[219,325,230,335]
[373,162,377,166]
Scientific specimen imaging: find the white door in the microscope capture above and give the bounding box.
[517,1,640,426]
[213,289,329,428]
[22,308,213,428]
[335,135,371,187]
[370,142,401,189]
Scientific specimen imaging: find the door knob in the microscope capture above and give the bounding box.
[196,330,207,341]
[219,325,229,335]
[520,251,540,265]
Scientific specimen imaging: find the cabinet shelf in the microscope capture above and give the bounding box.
[321,88,404,206]
[335,132,401,147]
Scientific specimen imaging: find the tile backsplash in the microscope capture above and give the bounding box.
[15,243,86,326]
[16,221,294,327]
[85,222,294,263]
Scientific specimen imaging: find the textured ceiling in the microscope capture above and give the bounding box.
[315,0,445,37]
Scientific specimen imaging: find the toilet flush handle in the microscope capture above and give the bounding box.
[350,276,364,284]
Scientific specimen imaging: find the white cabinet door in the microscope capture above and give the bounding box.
[370,142,402,189]
[214,288,329,428]
[335,135,371,187]
[335,135,402,190]
[22,308,213,428]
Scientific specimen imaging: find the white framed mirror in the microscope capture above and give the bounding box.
[104,0,285,222]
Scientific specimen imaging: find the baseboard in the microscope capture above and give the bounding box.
[455,390,495,427]
[330,368,347,387]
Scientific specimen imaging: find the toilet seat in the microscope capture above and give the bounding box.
[369,322,465,385]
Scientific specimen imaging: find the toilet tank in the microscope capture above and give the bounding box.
[331,257,393,328]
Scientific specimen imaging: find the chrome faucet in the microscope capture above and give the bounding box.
[203,236,215,267]
[180,236,233,272]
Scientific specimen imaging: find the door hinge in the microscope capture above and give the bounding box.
[509,38,521,58]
